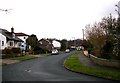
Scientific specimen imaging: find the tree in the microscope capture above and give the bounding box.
[113,16,120,59]
[60,39,68,51]
[26,34,40,54]
[101,14,120,59]
[85,23,106,57]
[85,14,120,60]
[99,15,115,58]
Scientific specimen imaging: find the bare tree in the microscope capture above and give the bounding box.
[85,22,106,57]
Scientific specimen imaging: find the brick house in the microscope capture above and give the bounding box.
[39,39,53,52]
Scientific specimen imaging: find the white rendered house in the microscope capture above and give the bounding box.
[15,32,29,43]
[0,28,23,50]
[52,40,61,50]
[0,33,7,50]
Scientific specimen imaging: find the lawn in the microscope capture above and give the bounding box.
[7,55,38,61]
[41,53,51,56]
[64,51,120,81]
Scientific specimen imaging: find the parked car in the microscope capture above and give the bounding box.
[52,49,59,55]
[65,49,70,53]
[76,46,82,51]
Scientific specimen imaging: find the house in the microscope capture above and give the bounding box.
[39,38,61,52]
[52,40,61,50]
[0,28,23,50]
[68,40,75,49]
[0,32,6,50]
[68,39,82,49]
[75,39,83,48]
[15,32,29,43]
[15,32,29,51]
[39,38,53,52]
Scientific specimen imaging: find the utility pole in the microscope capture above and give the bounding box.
[82,29,84,40]
[72,37,76,48]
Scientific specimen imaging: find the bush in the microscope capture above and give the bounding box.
[92,49,101,57]
[2,48,12,54]
[33,46,44,54]
[2,47,21,58]
[33,46,52,54]
[11,47,21,54]
[101,40,114,59]
[2,48,13,58]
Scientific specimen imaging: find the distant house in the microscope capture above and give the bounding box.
[39,39,53,52]
[39,38,61,52]
[52,40,61,50]
[68,40,75,49]
[68,39,82,49]
[75,39,83,47]
[0,28,23,50]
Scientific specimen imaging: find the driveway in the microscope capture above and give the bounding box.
[2,51,113,81]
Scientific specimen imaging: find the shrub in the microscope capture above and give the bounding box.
[11,47,21,54]
[2,48,13,58]
[101,40,114,59]
[2,47,21,58]
[3,48,12,55]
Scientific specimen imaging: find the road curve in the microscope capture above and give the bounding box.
[2,52,114,81]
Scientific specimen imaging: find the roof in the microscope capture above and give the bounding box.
[39,39,51,44]
[0,28,23,42]
[15,32,29,36]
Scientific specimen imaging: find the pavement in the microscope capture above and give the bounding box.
[78,51,98,67]
[78,51,120,71]
[1,55,43,65]
[1,59,20,65]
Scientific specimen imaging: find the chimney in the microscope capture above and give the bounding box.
[11,27,14,33]
[11,27,15,38]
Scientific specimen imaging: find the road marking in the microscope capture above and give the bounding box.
[25,69,31,72]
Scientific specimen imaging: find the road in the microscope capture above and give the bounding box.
[2,51,114,81]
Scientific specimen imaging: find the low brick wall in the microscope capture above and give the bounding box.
[90,54,120,69]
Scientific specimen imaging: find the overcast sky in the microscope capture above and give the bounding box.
[0,0,119,40]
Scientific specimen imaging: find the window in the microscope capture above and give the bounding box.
[9,41,13,46]
[24,37,26,39]
[2,41,4,46]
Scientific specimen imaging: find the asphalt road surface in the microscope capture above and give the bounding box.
[2,51,116,82]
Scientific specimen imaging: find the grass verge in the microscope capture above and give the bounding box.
[7,55,38,61]
[41,53,51,56]
[64,51,120,81]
